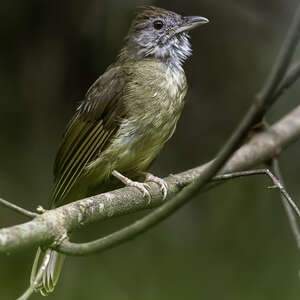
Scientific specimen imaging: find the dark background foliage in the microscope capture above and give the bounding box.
[1,0,300,299]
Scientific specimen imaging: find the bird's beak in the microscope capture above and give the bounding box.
[175,16,209,34]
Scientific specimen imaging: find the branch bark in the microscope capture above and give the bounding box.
[58,168,300,256]
[1,104,300,255]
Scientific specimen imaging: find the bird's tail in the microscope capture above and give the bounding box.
[30,247,65,296]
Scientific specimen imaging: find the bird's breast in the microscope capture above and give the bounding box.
[112,61,187,172]
[126,61,187,121]
[87,60,187,178]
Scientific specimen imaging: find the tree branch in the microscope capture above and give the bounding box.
[1,105,300,255]
[57,168,300,256]
[0,198,38,219]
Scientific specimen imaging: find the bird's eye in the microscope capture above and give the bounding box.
[153,20,164,30]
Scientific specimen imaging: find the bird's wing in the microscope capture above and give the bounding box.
[51,65,129,206]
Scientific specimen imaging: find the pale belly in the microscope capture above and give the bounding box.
[115,120,177,173]
[87,114,179,182]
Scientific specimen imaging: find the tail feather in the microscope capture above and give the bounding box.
[30,247,65,295]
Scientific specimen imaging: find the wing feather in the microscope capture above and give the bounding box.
[52,120,105,202]
[51,65,128,206]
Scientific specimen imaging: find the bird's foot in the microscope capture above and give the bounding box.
[112,170,151,202]
[143,172,168,200]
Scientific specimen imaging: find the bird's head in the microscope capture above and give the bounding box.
[120,6,209,68]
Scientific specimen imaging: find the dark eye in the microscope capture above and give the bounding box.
[153,20,164,30]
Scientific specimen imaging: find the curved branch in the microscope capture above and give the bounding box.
[0,198,38,219]
[57,168,300,256]
[256,3,300,110]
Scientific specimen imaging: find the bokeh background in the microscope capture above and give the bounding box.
[1,0,300,299]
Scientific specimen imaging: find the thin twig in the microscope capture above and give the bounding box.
[271,159,300,248]
[273,61,300,100]
[0,198,38,219]
[16,251,50,300]
[206,4,300,176]
[214,169,300,217]
[256,4,300,112]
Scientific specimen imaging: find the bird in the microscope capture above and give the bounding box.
[29,6,209,296]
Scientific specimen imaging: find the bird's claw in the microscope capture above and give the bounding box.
[112,170,152,204]
[145,173,168,200]
[128,181,152,202]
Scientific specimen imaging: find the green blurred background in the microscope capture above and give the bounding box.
[1,0,300,299]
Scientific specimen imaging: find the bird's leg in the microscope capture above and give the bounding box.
[142,172,168,200]
[112,170,151,201]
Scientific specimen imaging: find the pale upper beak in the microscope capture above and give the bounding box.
[175,16,209,34]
